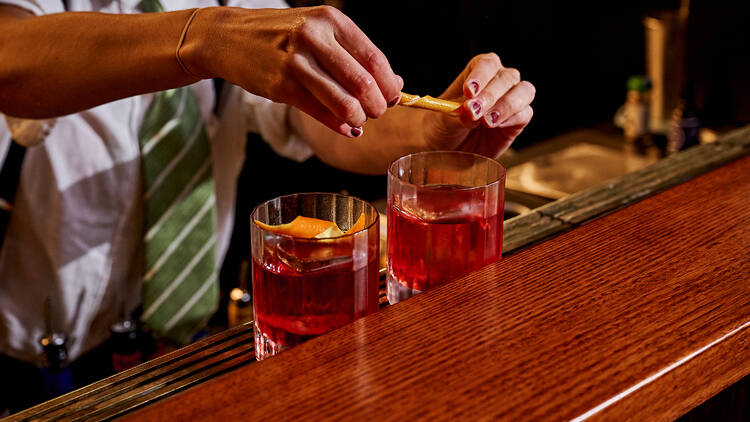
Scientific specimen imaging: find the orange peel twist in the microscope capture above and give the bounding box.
[397,92,461,113]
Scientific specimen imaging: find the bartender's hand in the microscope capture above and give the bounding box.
[184,6,403,137]
[0,4,401,131]
[422,53,535,158]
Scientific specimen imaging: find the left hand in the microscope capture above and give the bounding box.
[422,53,535,158]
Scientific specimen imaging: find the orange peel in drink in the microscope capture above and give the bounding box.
[344,213,366,235]
[254,216,337,238]
[254,213,366,238]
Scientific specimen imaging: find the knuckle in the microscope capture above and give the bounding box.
[294,23,318,46]
[312,5,340,21]
[287,52,307,73]
[522,80,537,96]
[336,97,362,122]
[509,94,525,111]
[485,52,502,66]
[296,30,312,47]
[369,99,386,118]
[363,50,386,73]
[349,73,375,98]
[506,68,521,85]
[473,95,486,110]
[496,99,513,117]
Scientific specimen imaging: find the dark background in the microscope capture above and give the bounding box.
[219,0,750,298]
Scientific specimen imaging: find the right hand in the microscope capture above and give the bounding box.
[183,6,403,138]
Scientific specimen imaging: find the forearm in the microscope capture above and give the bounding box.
[290,106,429,175]
[0,8,198,118]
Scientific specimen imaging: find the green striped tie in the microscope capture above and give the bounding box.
[138,82,219,340]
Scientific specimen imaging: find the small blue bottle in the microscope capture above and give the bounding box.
[39,297,73,399]
[39,333,73,399]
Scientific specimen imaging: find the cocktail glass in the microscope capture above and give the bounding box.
[251,193,379,360]
[387,151,505,304]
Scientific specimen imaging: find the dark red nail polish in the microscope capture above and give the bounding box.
[471,101,481,115]
[470,81,479,95]
[387,96,400,107]
[491,111,499,125]
[350,127,362,137]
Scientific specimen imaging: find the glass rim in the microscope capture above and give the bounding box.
[250,191,379,240]
[388,150,506,191]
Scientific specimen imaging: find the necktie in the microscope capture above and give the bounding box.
[137,0,219,343]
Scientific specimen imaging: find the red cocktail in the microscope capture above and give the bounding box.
[387,152,505,303]
[251,193,379,360]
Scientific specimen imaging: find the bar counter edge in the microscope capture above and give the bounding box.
[6,124,750,422]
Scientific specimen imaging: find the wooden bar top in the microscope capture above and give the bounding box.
[123,155,750,421]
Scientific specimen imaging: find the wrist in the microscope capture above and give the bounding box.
[178,6,228,79]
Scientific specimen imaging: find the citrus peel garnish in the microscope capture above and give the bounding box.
[255,213,366,238]
[344,213,366,235]
[398,92,461,113]
[254,216,336,238]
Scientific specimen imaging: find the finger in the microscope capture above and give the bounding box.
[331,10,402,105]
[499,105,534,129]
[479,136,515,159]
[458,105,483,129]
[288,85,361,138]
[462,53,502,98]
[289,51,367,128]
[483,81,536,128]
[468,67,521,122]
[311,40,387,118]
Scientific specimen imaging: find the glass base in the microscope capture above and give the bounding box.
[387,271,423,304]
[254,323,287,361]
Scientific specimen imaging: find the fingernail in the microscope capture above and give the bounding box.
[470,81,479,96]
[387,96,400,107]
[471,101,481,116]
[490,111,500,125]
[350,126,363,137]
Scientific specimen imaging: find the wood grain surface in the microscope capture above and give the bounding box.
[122,155,750,421]
[503,124,750,254]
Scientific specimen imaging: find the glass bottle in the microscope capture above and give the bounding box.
[227,259,253,327]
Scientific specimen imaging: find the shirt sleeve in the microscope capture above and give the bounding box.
[222,0,287,8]
[242,91,314,163]
[0,0,62,15]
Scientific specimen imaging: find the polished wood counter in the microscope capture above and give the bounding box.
[7,127,748,421]
[120,155,750,420]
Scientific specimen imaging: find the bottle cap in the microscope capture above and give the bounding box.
[627,76,652,92]
[39,333,69,369]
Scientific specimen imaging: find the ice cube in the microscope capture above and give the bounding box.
[275,243,351,273]
[314,224,344,238]
[401,200,475,222]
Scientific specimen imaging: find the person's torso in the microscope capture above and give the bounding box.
[0,0,219,364]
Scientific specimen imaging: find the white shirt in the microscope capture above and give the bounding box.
[0,0,314,364]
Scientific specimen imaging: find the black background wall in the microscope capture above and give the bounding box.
[219,0,750,306]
